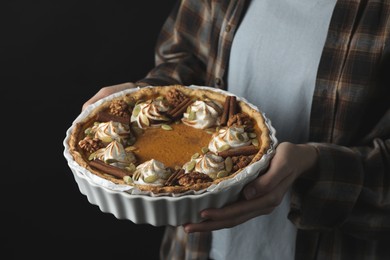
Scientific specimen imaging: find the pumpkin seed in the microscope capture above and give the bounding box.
[191,153,200,159]
[186,160,196,172]
[144,174,158,183]
[252,139,259,147]
[123,175,133,184]
[249,132,257,138]
[84,127,92,136]
[206,130,214,135]
[217,144,231,152]
[125,146,137,152]
[105,158,118,164]
[125,163,136,173]
[161,124,173,131]
[140,114,150,126]
[188,110,196,120]
[217,170,229,178]
[201,147,209,154]
[208,172,217,180]
[100,136,113,143]
[88,152,96,161]
[186,106,192,114]
[225,157,233,172]
[132,104,141,117]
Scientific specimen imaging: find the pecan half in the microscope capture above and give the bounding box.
[109,99,131,117]
[78,136,104,153]
[232,155,254,172]
[227,112,254,131]
[166,88,187,107]
[164,169,186,186]
[177,171,213,186]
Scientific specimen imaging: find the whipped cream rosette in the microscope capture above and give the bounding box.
[181,152,235,182]
[131,159,171,186]
[91,121,134,145]
[182,100,222,129]
[92,140,137,168]
[131,98,171,128]
[208,125,252,153]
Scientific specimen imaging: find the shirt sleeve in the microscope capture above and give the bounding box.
[136,0,211,87]
[289,109,390,240]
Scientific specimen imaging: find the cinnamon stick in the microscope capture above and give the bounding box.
[168,97,190,115]
[217,145,259,158]
[164,168,185,186]
[220,96,230,126]
[168,98,193,119]
[96,111,130,125]
[229,95,237,119]
[89,159,130,179]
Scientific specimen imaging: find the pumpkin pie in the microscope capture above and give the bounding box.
[68,85,271,194]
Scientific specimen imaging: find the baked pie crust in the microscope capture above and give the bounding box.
[68,85,271,194]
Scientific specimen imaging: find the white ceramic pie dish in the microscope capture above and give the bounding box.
[63,85,278,226]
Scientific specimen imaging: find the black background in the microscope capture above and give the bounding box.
[2,1,177,259]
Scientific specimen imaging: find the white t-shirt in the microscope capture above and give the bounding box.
[209,0,337,259]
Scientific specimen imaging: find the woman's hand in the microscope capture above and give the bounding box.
[82,82,136,111]
[183,142,318,233]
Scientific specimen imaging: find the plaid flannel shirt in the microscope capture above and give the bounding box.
[137,0,390,259]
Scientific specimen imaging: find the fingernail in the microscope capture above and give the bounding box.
[244,187,256,200]
[183,225,191,233]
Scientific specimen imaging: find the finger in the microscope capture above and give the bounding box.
[184,205,276,233]
[243,155,292,200]
[82,92,106,111]
[185,195,277,233]
[82,82,134,111]
[185,173,295,233]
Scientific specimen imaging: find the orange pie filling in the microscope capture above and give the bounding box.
[133,123,212,169]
